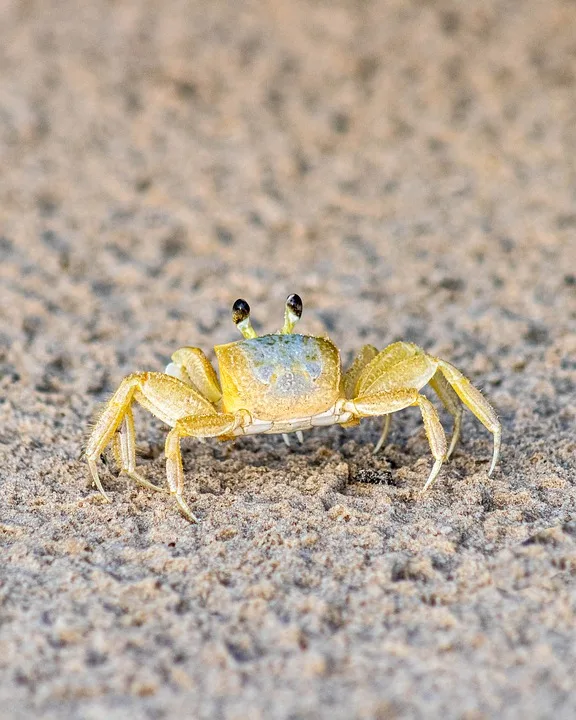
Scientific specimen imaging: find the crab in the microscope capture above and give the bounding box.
[85,294,501,521]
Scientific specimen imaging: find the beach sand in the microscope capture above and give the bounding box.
[1,1,575,717]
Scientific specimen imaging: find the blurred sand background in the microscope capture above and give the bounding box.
[1,0,576,718]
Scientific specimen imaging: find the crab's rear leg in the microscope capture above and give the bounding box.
[346,389,447,492]
[436,359,501,475]
[351,342,430,455]
[165,413,244,521]
[373,415,392,455]
[355,345,439,457]
[354,342,465,459]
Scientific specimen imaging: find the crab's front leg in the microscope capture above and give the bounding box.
[347,342,464,456]
[349,343,501,484]
[86,372,220,515]
[165,347,222,403]
[164,411,248,521]
[343,344,379,397]
[344,390,447,492]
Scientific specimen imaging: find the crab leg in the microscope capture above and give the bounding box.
[373,414,392,455]
[354,342,422,396]
[165,413,244,521]
[352,343,427,454]
[112,408,165,492]
[165,347,222,403]
[353,343,499,474]
[347,389,447,491]
[343,344,379,398]
[345,344,392,454]
[359,350,438,458]
[428,371,463,460]
[372,381,460,456]
[87,374,144,502]
[85,372,216,503]
[436,359,501,475]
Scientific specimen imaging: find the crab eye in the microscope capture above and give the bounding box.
[286,293,303,319]
[232,298,258,339]
[281,293,303,334]
[232,298,250,325]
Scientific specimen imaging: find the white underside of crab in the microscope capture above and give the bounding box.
[232,402,354,436]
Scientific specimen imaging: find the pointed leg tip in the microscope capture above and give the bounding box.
[93,486,112,503]
[417,485,431,499]
[88,458,112,502]
[373,415,392,455]
[126,470,167,493]
[445,436,459,462]
[420,458,443,495]
[175,496,199,523]
[488,439,501,477]
[179,509,199,523]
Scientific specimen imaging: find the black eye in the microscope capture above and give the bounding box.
[286,293,303,318]
[232,298,250,325]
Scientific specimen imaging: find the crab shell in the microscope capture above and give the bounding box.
[214,334,341,421]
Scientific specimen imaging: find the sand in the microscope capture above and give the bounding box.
[1,1,575,718]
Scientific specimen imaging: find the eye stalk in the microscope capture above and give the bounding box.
[232,298,258,339]
[281,293,303,334]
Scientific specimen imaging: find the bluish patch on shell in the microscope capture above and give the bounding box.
[235,334,325,390]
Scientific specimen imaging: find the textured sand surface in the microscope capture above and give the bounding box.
[1,1,576,718]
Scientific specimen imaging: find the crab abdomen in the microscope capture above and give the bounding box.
[214,334,341,421]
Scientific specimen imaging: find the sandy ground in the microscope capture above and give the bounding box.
[1,1,576,718]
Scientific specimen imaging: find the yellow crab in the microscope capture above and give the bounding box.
[85,294,501,521]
